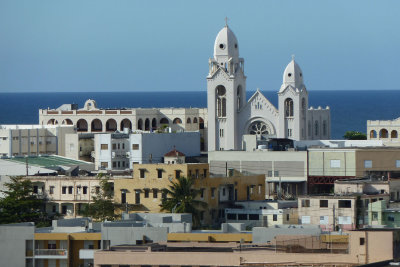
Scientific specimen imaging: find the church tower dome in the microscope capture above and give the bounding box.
[213,24,239,64]
[280,57,305,92]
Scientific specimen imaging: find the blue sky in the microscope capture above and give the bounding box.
[0,0,399,92]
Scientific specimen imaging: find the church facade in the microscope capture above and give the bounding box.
[207,25,331,151]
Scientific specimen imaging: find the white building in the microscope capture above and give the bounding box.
[0,124,75,157]
[39,100,208,151]
[367,117,400,146]
[94,132,201,170]
[207,24,330,151]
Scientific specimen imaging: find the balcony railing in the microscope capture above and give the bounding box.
[35,249,68,259]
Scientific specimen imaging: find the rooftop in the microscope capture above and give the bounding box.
[4,155,91,168]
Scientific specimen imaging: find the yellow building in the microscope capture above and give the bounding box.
[114,163,209,213]
[193,174,266,225]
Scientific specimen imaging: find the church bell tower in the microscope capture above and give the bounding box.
[207,22,246,151]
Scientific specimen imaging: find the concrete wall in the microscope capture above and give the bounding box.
[101,224,168,246]
[252,225,321,243]
[0,223,35,267]
[308,149,356,177]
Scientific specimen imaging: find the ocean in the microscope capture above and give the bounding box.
[0,90,398,140]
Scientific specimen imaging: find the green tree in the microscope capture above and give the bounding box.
[81,176,119,221]
[343,131,367,140]
[0,177,50,225]
[160,176,207,226]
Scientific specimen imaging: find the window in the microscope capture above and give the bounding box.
[68,186,73,194]
[338,200,352,208]
[235,213,246,220]
[157,169,163,178]
[273,214,278,221]
[101,144,108,150]
[83,186,88,194]
[132,144,139,150]
[135,190,140,204]
[195,169,199,178]
[227,213,236,220]
[95,186,100,194]
[33,186,38,194]
[101,162,108,169]
[112,143,116,150]
[200,188,205,199]
[320,200,328,208]
[301,199,310,207]
[249,214,259,220]
[112,162,116,168]
[203,169,207,178]
[175,170,181,179]
[372,212,378,221]
[153,189,158,198]
[315,121,319,135]
[222,188,226,196]
[330,160,341,168]
[258,184,262,194]
[286,214,290,221]
[364,160,372,168]
[360,238,365,245]
[62,186,66,194]
[121,191,126,204]
[140,169,146,178]
[284,98,294,117]
[49,186,54,194]
[211,188,215,198]
[388,215,395,222]
[274,171,279,177]
[267,171,272,177]
[52,205,56,213]
[396,160,400,168]
[144,189,150,198]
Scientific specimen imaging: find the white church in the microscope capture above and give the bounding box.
[207,24,330,151]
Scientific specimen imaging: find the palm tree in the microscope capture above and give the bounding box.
[160,176,207,226]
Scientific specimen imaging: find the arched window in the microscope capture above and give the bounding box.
[199,117,204,129]
[391,130,398,139]
[160,118,169,125]
[120,119,132,131]
[284,98,294,117]
[145,118,150,131]
[308,121,311,136]
[106,119,117,132]
[173,118,182,124]
[216,85,226,118]
[370,130,377,138]
[91,119,103,132]
[137,119,143,130]
[47,119,57,125]
[380,129,388,138]
[193,117,198,123]
[186,118,191,124]
[237,85,242,111]
[322,120,327,136]
[248,121,270,136]
[77,119,88,132]
[314,121,319,136]
[62,119,73,125]
[152,118,157,130]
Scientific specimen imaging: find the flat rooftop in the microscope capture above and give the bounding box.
[4,155,91,168]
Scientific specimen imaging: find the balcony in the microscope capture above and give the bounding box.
[34,249,68,259]
[79,249,96,259]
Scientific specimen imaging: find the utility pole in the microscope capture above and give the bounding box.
[333,203,336,231]
[25,157,28,176]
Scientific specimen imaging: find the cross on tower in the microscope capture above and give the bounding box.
[225,17,229,27]
[292,54,295,61]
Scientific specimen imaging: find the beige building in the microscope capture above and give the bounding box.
[308,147,400,193]
[114,163,209,214]
[298,194,389,231]
[24,176,110,218]
[0,124,75,157]
[209,150,308,200]
[39,99,208,150]
[94,230,396,267]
